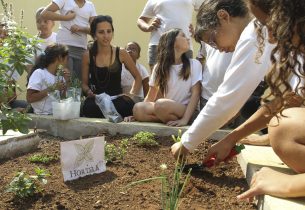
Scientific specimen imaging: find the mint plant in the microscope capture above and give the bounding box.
[105,138,129,162]
[6,168,50,198]
[28,154,58,164]
[132,131,158,147]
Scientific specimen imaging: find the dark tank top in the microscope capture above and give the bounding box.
[89,47,122,96]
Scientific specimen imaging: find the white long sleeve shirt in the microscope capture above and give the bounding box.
[181,20,274,152]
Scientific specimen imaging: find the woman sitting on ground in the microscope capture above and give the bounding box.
[132,28,202,126]
[81,15,142,119]
[27,44,70,115]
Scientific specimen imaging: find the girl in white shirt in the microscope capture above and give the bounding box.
[133,28,202,126]
[27,44,70,115]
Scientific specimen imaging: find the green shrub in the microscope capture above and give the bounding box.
[6,168,50,198]
[132,131,158,147]
[28,154,58,164]
[105,138,129,162]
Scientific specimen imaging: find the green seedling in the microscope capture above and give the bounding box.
[28,154,58,164]
[132,131,158,147]
[105,138,129,162]
[171,129,182,143]
[6,167,50,198]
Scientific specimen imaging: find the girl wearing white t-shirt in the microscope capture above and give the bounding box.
[133,28,202,126]
[41,0,97,80]
[27,44,70,115]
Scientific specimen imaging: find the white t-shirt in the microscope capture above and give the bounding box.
[201,43,233,100]
[149,58,202,105]
[140,0,204,48]
[27,68,63,115]
[37,32,57,54]
[53,0,96,49]
[121,63,149,98]
[181,20,275,152]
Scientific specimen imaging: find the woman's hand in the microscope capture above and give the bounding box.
[203,138,236,165]
[86,89,95,98]
[171,142,189,160]
[167,118,188,127]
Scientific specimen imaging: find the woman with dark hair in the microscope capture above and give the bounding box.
[171,0,274,157]
[81,15,142,118]
[27,44,70,115]
[132,28,202,126]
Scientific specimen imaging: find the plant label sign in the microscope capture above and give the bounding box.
[60,136,106,181]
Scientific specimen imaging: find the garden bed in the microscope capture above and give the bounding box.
[0,133,255,210]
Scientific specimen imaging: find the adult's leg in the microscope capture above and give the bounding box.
[268,107,305,173]
[147,45,157,74]
[133,101,160,122]
[154,99,186,123]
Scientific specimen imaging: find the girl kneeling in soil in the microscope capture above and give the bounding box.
[205,0,305,200]
[81,15,142,119]
[132,28,202,126]
[27,44,70,115]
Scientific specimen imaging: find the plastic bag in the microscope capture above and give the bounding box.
[95,93,123,123]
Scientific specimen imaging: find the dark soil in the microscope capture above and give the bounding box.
[0,133,256,210]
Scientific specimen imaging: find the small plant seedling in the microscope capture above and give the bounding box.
[171,129,182,143]
[132,131,158,147]
[105,138,129,162]
[6,167,50,198]
[28,154,58,164]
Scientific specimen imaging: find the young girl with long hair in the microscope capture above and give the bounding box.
[132,28,202,126]
[81,15,142,118]
[27,44,70,115]
[198,0,305,199]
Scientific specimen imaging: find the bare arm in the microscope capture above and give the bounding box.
[144,86,159,102]
[238,167,305,200]
[137,16,161,32]
[181,82,201,123]
[119,49,142,96]
[81,51,94,97]
[142,77,149,97]
[41,2,76,21]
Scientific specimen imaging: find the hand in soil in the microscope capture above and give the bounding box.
[171,142,189,159]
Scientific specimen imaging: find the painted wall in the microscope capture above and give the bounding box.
[2,0,199,99]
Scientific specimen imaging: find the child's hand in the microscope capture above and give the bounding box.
[64,11,76,21]
[124,116,135,122]
[166,119,188,127]
[63,68,71,82]
[55,81,67,91]
[70,24,82,33]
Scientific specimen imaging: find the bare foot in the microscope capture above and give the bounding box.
[240,134,270,146]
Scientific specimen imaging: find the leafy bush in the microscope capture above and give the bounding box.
[28,154,58,164]
[6,168,50,198]
[132,131,158,147]
[105,138,129,162]
[0,0,40,134]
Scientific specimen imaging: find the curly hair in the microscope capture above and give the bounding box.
[154,28,190,95]
[262,0,305,114]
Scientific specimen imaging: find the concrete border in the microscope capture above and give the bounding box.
[27,114,230,140]
[0,130,42,159]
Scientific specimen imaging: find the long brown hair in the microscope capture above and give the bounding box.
[259,0,305,114]
[154,28,190,95]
